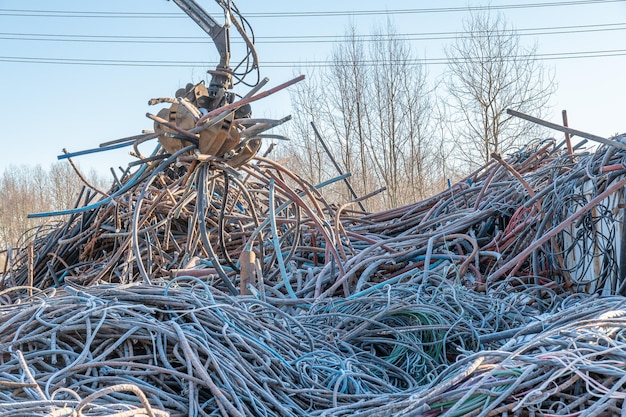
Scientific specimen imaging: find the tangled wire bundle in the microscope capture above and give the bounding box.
[3,149,346,300]
[2,282,626,416]
[0,281,514,416]
[6,138,626,300]
[3,133,626,415]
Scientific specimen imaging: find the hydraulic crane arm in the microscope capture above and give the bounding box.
[171,0,230,70]
[171,0,233,111]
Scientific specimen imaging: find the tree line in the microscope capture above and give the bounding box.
[276,11,555,211]
[0,162,107,257]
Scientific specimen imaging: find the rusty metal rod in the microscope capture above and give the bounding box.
[507,109,626,151]
[196,75,305,126]
[562,109,573,155]
[488,175,626,284]
[311,122,366,212]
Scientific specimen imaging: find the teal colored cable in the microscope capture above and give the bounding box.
[28,144,162,218]
[244,172,353,251]
[269,179,297,299]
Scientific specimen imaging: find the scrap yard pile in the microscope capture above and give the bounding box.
[3,1,626,416]
[3,119,626,417]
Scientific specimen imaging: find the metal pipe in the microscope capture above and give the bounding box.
[310,121,366,212]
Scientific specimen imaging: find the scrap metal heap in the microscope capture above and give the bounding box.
[2,1,626,416]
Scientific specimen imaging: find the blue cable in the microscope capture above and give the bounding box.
[28,144,161,218]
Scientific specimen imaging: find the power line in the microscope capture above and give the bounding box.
[236,0,626,17]
[1,49,625,67]
[0,0,623,18]
[0,23,625,44]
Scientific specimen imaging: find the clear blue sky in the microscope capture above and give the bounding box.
[1,0,625,177]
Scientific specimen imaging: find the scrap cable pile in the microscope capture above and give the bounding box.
[2,144,344,300]
[340,136,626,298]
[2,102,626,415]
[2,279,626,416]
[3,0,626,412]
[5,134,626,301]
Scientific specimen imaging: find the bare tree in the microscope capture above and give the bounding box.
[324,24,373,202]
[431,95,461,191]
[0,165,52,250]
[276,70,328,187]
[367,23,434,206]
[444,11,555,168]
[284,22,436,210]
[50,162,84,210]
[0,163,109,252]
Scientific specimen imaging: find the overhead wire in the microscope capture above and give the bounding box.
[2,49,626,68]
[1,5,623,72]
[0,0,624,18]
[2,22,626,44]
